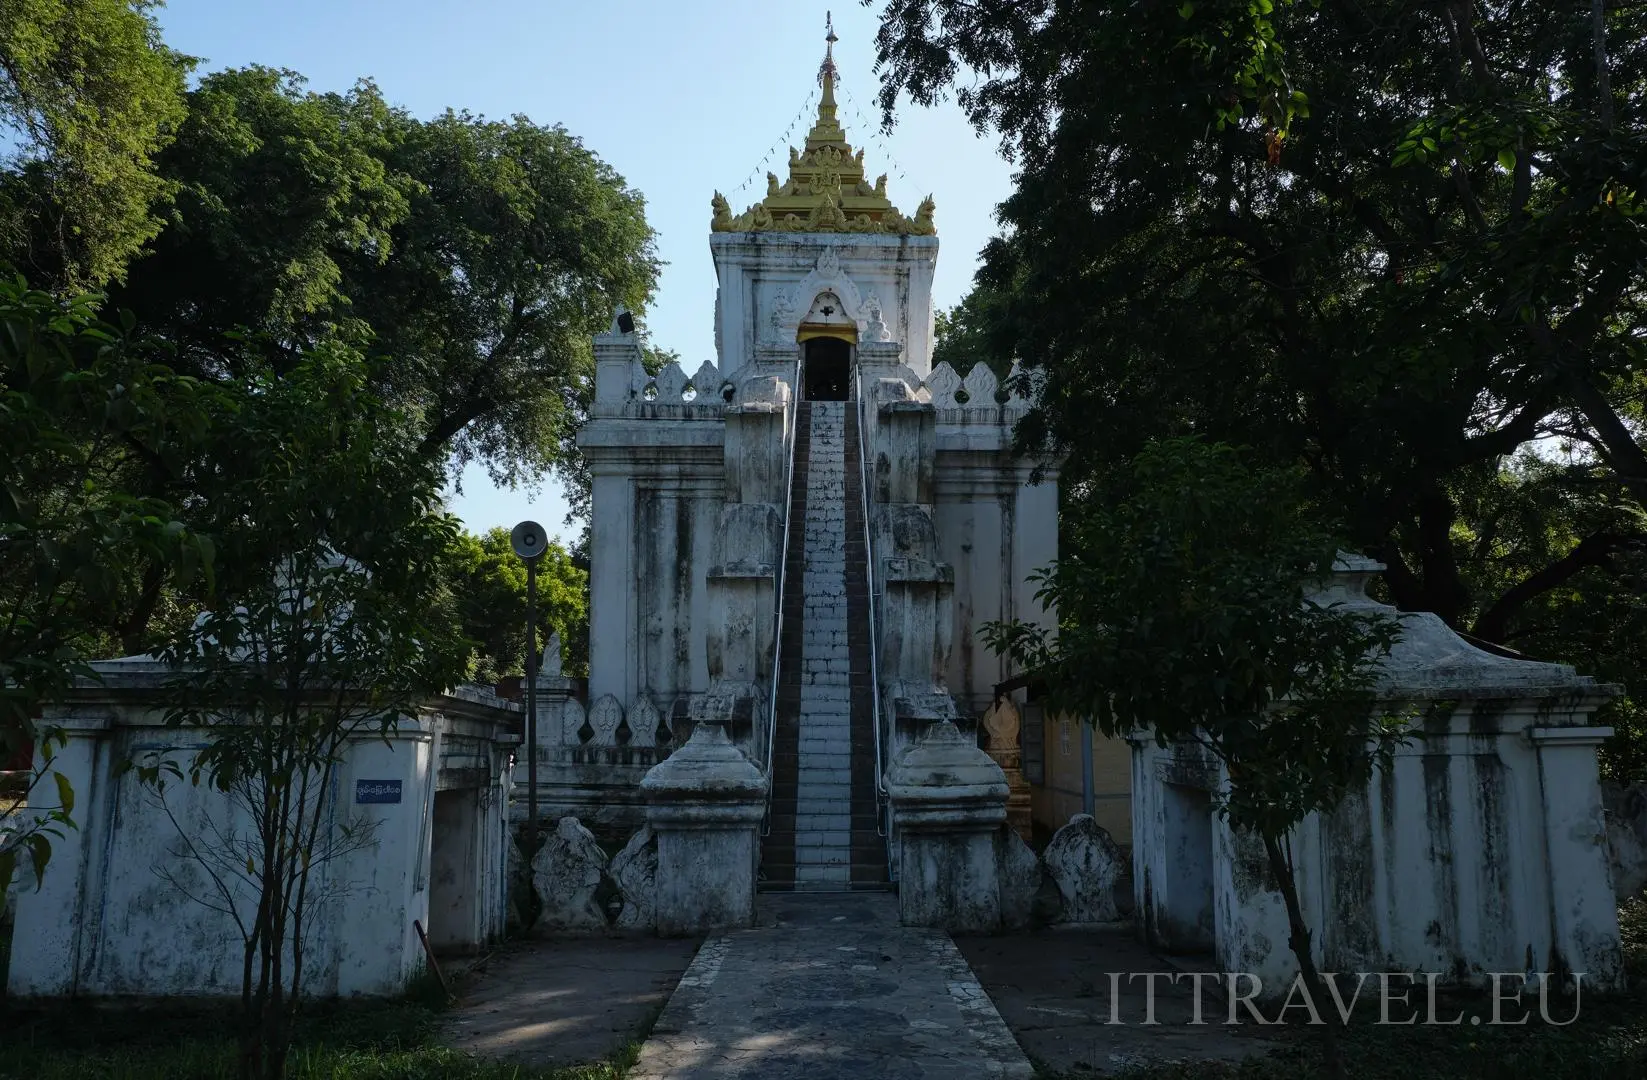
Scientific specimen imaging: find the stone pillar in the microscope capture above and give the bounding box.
[533,633,578,754]
[981,697,1032,843]
[1528,725,1624,990]
[886,720,1010,932]
[639,723,768,935]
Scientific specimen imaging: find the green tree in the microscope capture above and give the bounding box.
[931,283,1014,379]
[446,526,589,685]
[107,68,660,488]
[0,276,212,893]
[366,109,661,488]
[983,438,1402,1073]
[871,1,1647,769]
[142,347,468,1080]
[0,0,190,289]
[78,67,655,661]
[104,68,415,377]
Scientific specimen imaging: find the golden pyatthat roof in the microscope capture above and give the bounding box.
[711,21,935,236]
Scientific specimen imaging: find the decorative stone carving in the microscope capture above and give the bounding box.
[561,697,588,745]
[924,362,962,407]
[816,244,841,280]
[654,361,690,403]
[981,697,1033,843]
[610,825,659,930]
[997,824,1045,931]
[1006,360,1030,404]
[711,192,734,230]
[531,815,610,931]
[768,288,798,340]
[1044,814,1124,924]
[627,694,662,749]
[863,292,890,342]
[539,631,562,678]
[962,362,999,406]
[691,359,720,398]
[886,720,1010,931]
[587,694,624,747]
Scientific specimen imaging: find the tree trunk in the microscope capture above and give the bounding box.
[1261,830,1344,1080]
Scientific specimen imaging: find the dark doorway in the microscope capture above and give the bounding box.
[803,338,852,400]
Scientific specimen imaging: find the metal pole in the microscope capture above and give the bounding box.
[1081,721,1095,818]
[525,557,539,854]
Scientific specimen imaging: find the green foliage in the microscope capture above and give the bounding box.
[107,68,661,490]
[365,108,661,487]
[0,275,212,893]
[983,437,1403,1073]
[106,68,415,375]
[138,349,471,1080]
[983,438,1404,837]
[0,0,191,289]
[873,1,1647,771]
[446,526,589,684]
[931,285,1015,381]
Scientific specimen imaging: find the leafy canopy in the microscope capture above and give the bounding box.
[446,526,589,685]
[983,438,1404,837]
[0,276,213,892]
[0,0,190,289]
[872,0,1647,770]
[107,67,662,489]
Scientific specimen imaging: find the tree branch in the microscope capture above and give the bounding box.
[1471,532,1630,642]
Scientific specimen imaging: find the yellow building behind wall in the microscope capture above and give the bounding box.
[1023,704,1133,849]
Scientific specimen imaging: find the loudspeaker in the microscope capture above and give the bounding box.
[511,520,547,560]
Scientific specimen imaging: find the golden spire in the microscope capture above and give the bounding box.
[806,12,846,149]
[710,13,936,236]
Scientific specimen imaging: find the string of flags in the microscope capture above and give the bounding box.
[728,89,819,200]
[722,83,930,204]
[839,84,927,196]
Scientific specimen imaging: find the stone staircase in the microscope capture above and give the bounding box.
[761,400,889,891]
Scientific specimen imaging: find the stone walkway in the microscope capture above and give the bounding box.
[442,935,699,1067]
[629,892,1034,1079]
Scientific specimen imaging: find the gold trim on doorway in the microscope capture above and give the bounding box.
[797,324,857,344]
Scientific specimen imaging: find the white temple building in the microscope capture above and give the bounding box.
[533,24,1058,889]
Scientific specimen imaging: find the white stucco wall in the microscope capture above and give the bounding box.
[1129,561,1625,992]
[710,233,939,380]
[7,673,517,998]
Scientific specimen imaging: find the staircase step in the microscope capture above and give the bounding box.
[762,399,886,889]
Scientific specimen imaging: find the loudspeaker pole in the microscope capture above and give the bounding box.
[511,521,548,858]
[525,554,539,853]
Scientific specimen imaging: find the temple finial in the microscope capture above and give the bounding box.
[819,12,839,89]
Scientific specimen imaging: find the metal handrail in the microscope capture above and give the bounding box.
[854,366,890,854]
[761,354,804,834]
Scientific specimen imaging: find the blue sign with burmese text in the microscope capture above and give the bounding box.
[355,779,402,804]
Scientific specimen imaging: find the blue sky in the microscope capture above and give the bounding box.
[155,1,1014,543]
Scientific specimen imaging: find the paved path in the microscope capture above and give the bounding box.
[630,893,1034,1079]
[442,935,699,1067]
[956,928,1276,1075]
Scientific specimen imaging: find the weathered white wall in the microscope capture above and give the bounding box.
[1130,560,1625,992]
[7,672,516,998]
[710,233,938,380]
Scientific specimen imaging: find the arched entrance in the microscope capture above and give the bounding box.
[798,291,857,401]
[803,338,851,400]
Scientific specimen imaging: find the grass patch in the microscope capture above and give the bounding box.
[0,998,630,1080]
